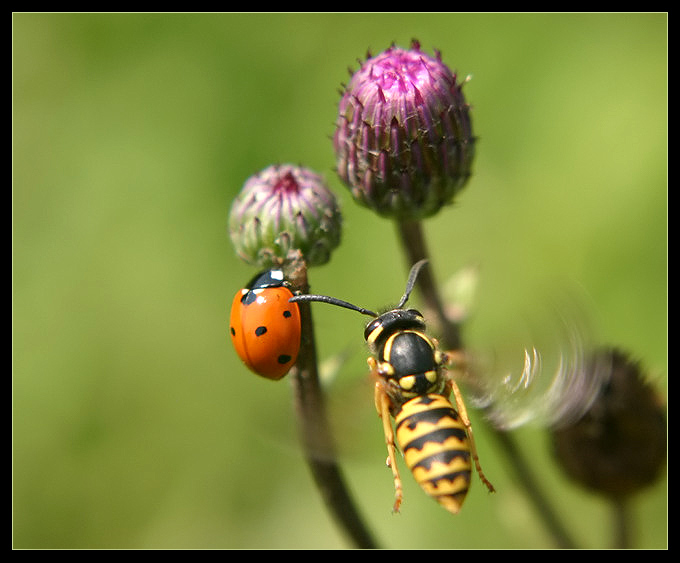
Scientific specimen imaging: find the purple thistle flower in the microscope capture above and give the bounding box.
[229,164,342,269]
[334,40,475,220]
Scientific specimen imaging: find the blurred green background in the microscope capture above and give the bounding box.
[13,13,666,549]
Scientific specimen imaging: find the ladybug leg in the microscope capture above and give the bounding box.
[371,358,404,513]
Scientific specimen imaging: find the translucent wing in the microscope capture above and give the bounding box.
[465,323,612,430]
[445,272,612,431]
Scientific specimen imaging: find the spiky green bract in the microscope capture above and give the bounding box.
[229,164,342,269]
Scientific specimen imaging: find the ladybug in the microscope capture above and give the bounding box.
[229,269,301,380]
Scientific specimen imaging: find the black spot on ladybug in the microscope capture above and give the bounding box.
[230,326,236,336]
[283,310,292,318]
[278,354,292,365]
[255,326,267,336]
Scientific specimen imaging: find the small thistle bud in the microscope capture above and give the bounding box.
[229,164,342,270]
[551,348,666,499]
[334,39,475,220]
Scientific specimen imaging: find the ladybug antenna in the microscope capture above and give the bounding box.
[289,293,378,318]
[396,259,428,309]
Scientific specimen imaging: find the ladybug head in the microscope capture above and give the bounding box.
[245,269,286,291]
[241,269,288,305]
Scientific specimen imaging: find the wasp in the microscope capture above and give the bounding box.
[290,260,495,514]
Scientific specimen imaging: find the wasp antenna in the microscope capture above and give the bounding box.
[290,294,378,318]
[396,259,429,309]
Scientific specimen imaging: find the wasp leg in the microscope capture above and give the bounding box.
[371,359,403,513]
[448,378,496,494]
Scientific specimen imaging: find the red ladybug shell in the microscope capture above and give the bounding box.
[229,270,301,380]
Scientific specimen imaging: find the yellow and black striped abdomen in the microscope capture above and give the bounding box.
[395,394,472,514]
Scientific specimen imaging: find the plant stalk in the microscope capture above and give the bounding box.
[287,258,377,549]
[395,219,577,549]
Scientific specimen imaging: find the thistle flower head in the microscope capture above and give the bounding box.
[334,39,475,220]
[229,164,342,270]
[551,348,666,499]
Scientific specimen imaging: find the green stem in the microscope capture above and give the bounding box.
[287,259,377,549]
[489,431,576,549]
[395,219,577,549]
[611,496,631,549]
[395,219,461,348]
